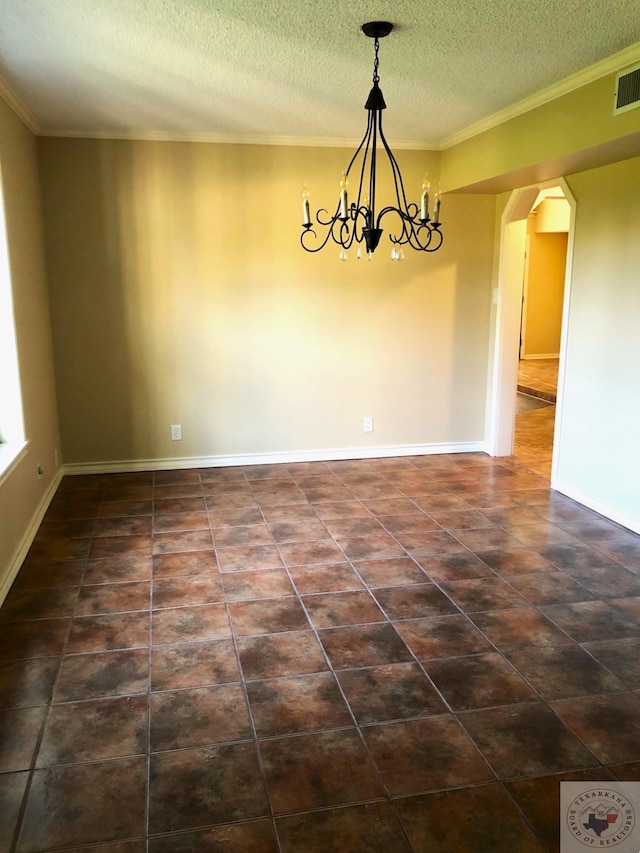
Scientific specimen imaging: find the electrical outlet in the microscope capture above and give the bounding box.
[54,449,60,467]
[171,424,182,441]
[363,416,373,433]
[37,465,45,480]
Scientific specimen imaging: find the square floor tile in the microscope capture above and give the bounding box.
[394,615,493,660]
[148,821,278,853]
[152,604,231,645]
[14,559,85,589]
[89,535,152,560]
[0,587,79,623]
[475,548,556,576]
[212,524,274,548]
[458,703,596,780]
[395,784,545,852]
[83,556,152,584]
[37,696,147,766]
[550,693,640,764]
[0,706,46,772]
[288,562,364,594]
[152,574,223,609]
[0,771,29,852]
[228,598,309,636]
[302,590,385,628]
[275,802,411,853]
[148,744,268,834]
[363,715,494,796]
[222,569,295,601]
[337,662,446,723]
[278,540,345,567]
[259,728,384,814]
[425,652,537,710]
[152,550,217,578]
[216,544,283,572]
[505,768,614,853]
[0,658,59,709]
[0,619,69,661]
[318,623,413,669]
[55,649,149,701]
[415,552,495,581]
[75,581,150,616]
[246,672,352,737]
[583,637,640,689]
[236,631,329,680]
[151,684,251,751]
[151,638,239,691]
[152,530,213,555]
[470,607,572,649]
[441,576,529,613]
[67,612,150,653]
[540,601,640,642]
[506,644,627,700]
[373,584,458,620]
[353,557,429,587]
[17,757,146,851]
[505,572,595,606]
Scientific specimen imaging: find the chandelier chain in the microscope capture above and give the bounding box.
[373,37,380,84]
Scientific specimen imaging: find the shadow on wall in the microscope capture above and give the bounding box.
[38,138,496,466]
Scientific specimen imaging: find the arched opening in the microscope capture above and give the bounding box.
[486,179,576,487]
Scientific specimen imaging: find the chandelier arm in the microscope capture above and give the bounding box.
[376,207,444,253]
[377,115,413,220]
[423,227,444,252]
[344,109,374,180]
[355,111,374,217]
[300,226,337,253]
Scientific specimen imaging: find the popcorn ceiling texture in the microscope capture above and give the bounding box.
[0,0,639,143]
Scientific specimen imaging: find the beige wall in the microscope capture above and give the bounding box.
[0,99,61,584]
[38,138,496,466]
[557,156,640,525]
[523,219,567,357]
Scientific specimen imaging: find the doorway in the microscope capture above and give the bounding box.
[486,180,576,486]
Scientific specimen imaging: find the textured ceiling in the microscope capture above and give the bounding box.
[1,0,640,145]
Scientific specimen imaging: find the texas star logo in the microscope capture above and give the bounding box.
[566,788,635,847]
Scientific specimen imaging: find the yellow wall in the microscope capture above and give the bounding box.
[523,219,567,357]
[442,70,640,192]
[0,99,61,585]
[37,138,496,466]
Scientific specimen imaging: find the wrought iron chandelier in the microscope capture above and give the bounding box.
[300,21,443,261]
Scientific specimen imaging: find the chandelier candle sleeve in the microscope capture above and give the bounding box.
[302,186,311,226]
[299,21,444,258]
[433,188,442,225]
[420,176,430,221]
[339,172,349,220]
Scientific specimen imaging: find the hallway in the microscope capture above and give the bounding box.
[514,360,559,478]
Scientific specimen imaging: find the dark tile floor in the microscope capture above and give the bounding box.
[2,454,640,851]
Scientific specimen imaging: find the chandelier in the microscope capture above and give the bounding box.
[300,21,443,261]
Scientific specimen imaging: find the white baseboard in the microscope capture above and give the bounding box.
[521,353,560,360]
[0,468,64,606]
[552,478,640,535]
[63,441,489,476]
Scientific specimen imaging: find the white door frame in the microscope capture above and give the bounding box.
[485,178,576,488]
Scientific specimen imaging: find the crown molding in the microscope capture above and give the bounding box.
[0,75,39,134]
[441,40,640,150]
[40,127,437,150]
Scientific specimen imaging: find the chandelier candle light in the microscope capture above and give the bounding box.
[300,21,443,261]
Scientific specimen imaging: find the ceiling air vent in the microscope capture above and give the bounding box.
[614,63,640,115]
